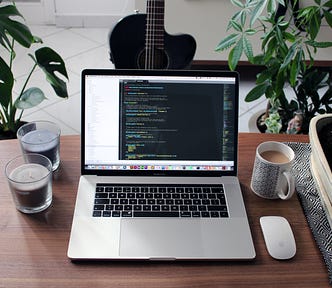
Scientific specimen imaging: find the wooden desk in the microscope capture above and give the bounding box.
[0,133,329,287]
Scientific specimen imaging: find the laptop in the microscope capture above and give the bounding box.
[67,69,256,260]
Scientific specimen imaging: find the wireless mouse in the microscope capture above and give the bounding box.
[260,216,296,260]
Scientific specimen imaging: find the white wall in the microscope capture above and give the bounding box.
[8,0,55,24]
[54,0,135,27]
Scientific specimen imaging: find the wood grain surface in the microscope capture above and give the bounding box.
[0,133,329,288]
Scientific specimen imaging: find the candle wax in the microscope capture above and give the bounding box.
[9,163,52,211]
[20,129,59,168]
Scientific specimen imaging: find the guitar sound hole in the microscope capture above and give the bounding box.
[137,48,169,69]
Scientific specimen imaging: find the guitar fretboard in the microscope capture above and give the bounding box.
[145,0,165,69]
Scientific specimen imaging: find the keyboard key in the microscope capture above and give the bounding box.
[143,205,152,211]
[152,205,160,211]
[161,205,170,211]
[96,187,104,192]
[95,199,109,205]
[105,205,114,211]
[211,212,219,217]
[192,212,201,217]
[111,199,119,204]
[124,205,132,210]
[103,211,112,217]
[112,211,121,217]
[93,211,102,217]
[221,212,229,217]
[115,205,123,211]
[95,192,108,198]
[94,205,104,211]
[208,205,226,211]
[134,205,142,211]
[134,211,179,217]
[202,212,210,217]
[180,205,188,211]
[105,187,113,192]
[180,212,191,217]
[171,205,179,211]
[189,205,197,211]
[122,211,132,217]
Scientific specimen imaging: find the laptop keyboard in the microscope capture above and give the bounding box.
[92,184,229,218]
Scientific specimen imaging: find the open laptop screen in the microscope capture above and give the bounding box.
[81,69,239,176]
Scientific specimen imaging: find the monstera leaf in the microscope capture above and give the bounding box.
[0,3,34,50]
[0,57,13,110]
[33,47,69,98]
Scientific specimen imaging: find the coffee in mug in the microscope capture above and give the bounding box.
[260,150,290,164]
[250,141,295,200]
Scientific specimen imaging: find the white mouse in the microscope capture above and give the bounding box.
[260,216,296,260]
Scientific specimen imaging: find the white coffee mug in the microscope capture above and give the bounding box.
[250,141,295,200]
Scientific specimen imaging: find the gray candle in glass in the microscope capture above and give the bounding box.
[5,154,53,214]
[17,121,60,171]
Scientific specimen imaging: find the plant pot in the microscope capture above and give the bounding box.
[309,114,332,227]
[248,110,267,133]
[0,130,18,140]
[0,121,27,140]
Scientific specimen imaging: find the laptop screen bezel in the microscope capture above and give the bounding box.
[81,69,239,177]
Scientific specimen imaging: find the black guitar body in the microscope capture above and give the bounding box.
[109,13,196,69]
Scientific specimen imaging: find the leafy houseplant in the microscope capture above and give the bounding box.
[0,1,68,139]
[216,0,332,133]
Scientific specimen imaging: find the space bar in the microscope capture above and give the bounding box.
[133,211,180,217]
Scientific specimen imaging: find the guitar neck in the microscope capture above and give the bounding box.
[146,0,165,50]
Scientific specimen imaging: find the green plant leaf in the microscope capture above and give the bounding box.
[15,87,46,109]
[323,0,332,8]
[289,50,302,87]
[256,68,276,84]
[245,82,269,102]
[251,54,265,65]
[308,10,321,39]
[231,0,245,8]
[0,4,34,49]
[275,70,286,96]
[284,32,296,42]
[228,37,243,70]
[267,0,276,14]
[243,36,254,62]
[229,19,243,32]
[323,9,332,28]
[280,42,297,71]
[34,47,69,98]
[250,0,267,27]
[306,40,332,48]
[0,57,13,109]
[215,33,239,51]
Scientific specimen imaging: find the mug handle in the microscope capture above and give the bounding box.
[278,171,295,200]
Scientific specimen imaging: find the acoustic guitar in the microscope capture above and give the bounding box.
[109,0,196,69]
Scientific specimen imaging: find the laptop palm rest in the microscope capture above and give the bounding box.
[119,218,254,259]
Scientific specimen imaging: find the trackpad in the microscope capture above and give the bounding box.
[119,218,205,259]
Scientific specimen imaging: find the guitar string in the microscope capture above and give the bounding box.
[147,0,153,69]
[151,0,155,69]
[145,0,149,69]
[145,0,150,69]
[147,0,154,69]
[146,0,165,69]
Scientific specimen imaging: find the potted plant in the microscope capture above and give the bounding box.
[0,1,68,139]
[216,0,332,133]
